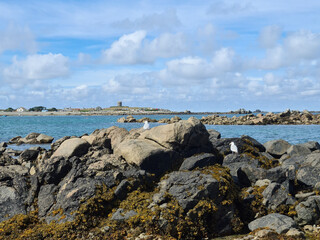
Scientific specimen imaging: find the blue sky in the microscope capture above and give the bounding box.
[1,0,320,112]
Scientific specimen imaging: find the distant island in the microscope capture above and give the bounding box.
[0,103,267,116]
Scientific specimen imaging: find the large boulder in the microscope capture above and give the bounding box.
[19,149,39,162]
[211,135,265,157]
[179,153,220,171]
[0,165,33,222]
[296,153,320,188]
[262,182,295,210]
[51,138,90,159]
[301,141,320,151]
[0,186,26,222]
[264,139,291,158]
[81,128,111,149]
[287,144,311,156]
[36,134,54,144]
[114,139,178,175]
[139,117,211,155]
[153,167,239,236]
[38,156,72,185]
[295,196,320,225]
[207,129,221,140]
[105,126,129,149]
[248,213,296,234]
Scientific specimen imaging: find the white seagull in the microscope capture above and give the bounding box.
[230,141,238,154]
[143,120,150,130]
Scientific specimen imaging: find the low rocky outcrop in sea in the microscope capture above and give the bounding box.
[9,132,54,145]
[118,109,320,125]
[1,117,320,239]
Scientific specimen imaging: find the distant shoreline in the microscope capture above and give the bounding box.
[0,111,251,116]
[1,110,319,117]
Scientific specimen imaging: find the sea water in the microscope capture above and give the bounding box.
[1,115,320,146]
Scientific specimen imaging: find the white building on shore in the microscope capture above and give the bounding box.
[16,107,27,112]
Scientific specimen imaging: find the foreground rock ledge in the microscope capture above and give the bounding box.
[1,118,320,239]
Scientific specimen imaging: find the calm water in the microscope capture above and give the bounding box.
[0,115,320,146]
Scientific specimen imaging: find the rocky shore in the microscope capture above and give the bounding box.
[1,118,320,239]
[118,109,320,125]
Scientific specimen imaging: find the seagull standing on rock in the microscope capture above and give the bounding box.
[230,141,238,154]
[143,120,150,130]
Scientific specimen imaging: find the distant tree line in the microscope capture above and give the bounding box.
[2,106,58,112]
[28,106,58,112]
[28,106,46,112]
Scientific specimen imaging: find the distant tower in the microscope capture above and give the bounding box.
[117,101,122,107]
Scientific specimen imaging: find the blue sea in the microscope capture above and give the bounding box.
[1,115,320,149]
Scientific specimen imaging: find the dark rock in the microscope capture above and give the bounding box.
[281,155,305,167]
[262,182,295,210]
[241,135,266,152]
[264,140,291,158]
[223,154,259,185]
[237,165,265,187]
[287,144,311,156]
[46,177,99,223]
[0,142,7,148]
[295,196,320,225]
[296,153,320,188]
[211,136,264,157]
[114,180,131,200]
[207,129,221,140]
[154,168,238,236]
[0,186,26,222]
[39,157,72,185]
[20,149,39,162]
[0,165,33,222]
[248,213,296,234]
[279,109,291,118]
[156,170,230,211]
[38,184,58,217]
[179,153,220,171]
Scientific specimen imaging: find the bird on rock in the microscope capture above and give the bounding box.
[230,141,238,154]
[143,120,150,130]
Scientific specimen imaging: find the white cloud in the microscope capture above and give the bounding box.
[207,1,253,15]
[112,9,181,32]
[3,53,69,88]
[0,24,37,54]
[165,57,212,79]
[101,31,187,64]
[259,25,282,48]
[102,31,146,65]
[284,30,320,60]
[103,73,153,95]
[258,30,320,69]
[161,47,236,83]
